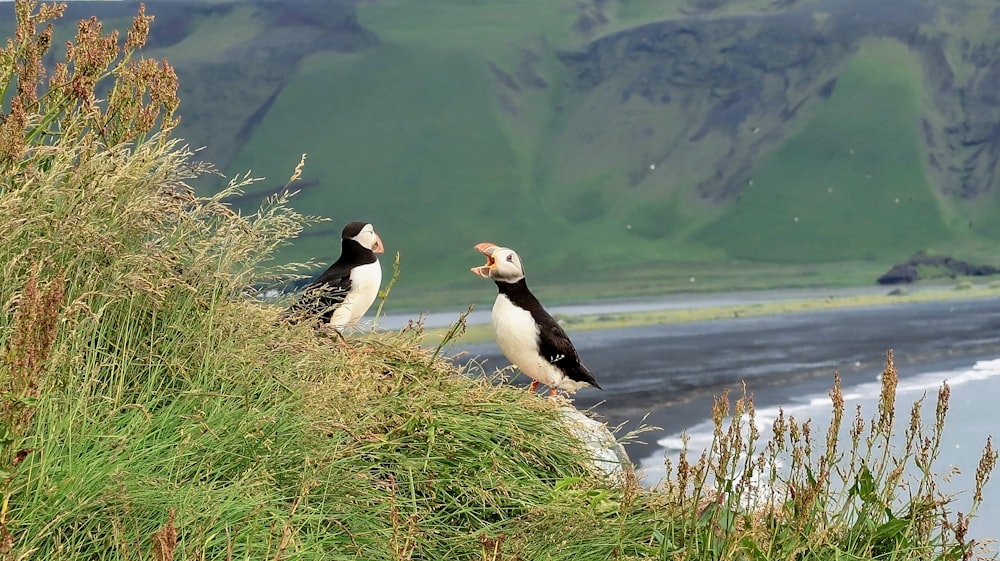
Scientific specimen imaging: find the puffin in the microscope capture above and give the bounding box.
[470,242,601,398]
[282,221,384,335]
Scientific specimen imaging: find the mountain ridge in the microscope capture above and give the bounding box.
[11,0,1000,299]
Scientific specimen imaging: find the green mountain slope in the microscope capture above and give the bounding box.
[228,46,525,279]
[18,0,1000,302]
[695,40,953,261]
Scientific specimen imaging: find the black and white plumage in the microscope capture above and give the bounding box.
[283,221,384,332]
[471,242,601,398]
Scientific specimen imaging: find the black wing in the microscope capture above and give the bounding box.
[281,263,353,324]
[532,309,601,389]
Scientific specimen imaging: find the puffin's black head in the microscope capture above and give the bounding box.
[470,242,525,283]
[342,221,384,254]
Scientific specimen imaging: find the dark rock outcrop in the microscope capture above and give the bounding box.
[877,253,1000,285]
[556,0,937,202]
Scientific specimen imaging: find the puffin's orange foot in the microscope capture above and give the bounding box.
[547,388,558,400]
[529,380,540,393]
[335,339,374,354]
[332,330,353,352]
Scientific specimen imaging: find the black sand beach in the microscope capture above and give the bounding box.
[453,296,1000,461]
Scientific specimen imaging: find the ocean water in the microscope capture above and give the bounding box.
[639,356,1000,544]
[433,292,1000,546]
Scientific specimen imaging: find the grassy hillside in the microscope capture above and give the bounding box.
[20,0,1000,305]
[0,5,996,558]
[228,45,526,278]
[222,0,595,287]
[695,40,953,261]
[215,0,1000,302]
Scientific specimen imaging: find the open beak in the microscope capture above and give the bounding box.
[471,242,499,278]
[371,233,385,254]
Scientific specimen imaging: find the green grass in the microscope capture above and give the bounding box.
[4,133,995,559]
[388,256,890,313]
[148,4,264,63]
[105,0,999,305]
[445,280,1000,344]
[695,40,952,261]
[2,7,998,557]
[28,1,1000,302]
[226,44,530,282]
[358,0,587,50]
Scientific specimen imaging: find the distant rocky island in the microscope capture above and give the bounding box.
[877,252,1000,285]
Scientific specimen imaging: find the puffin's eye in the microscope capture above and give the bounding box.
[506,255,514,262]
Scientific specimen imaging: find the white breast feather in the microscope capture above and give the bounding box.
[492,294,565,388]
[330,260,382,330]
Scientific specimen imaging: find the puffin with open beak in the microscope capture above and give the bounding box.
[283,221,384,335]
[471,242,601,398]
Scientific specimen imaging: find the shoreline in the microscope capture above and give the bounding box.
[448,294,1000,467]
[389,280,1000,345]
[630,347,1000,443]
[417,284,1000,540]
[630,351,1000,542]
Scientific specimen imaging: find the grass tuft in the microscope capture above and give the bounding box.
[0,3,996,560]
[654,352,999,560]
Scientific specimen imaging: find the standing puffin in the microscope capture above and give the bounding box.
[283,221,384,334]
[471,242,601,398]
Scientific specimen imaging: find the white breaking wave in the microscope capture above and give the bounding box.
[639,357,1000,487]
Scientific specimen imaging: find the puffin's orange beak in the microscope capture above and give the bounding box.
[471,242,499,278]
[371,233,385,254]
